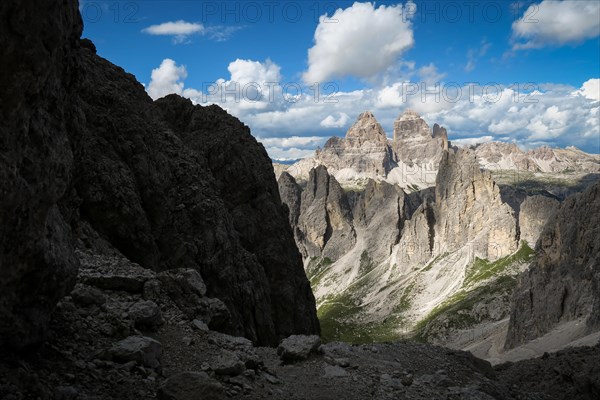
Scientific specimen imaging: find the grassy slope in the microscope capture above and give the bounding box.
[315,242,535,344]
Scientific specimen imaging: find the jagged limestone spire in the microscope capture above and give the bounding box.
[345,111,388,144]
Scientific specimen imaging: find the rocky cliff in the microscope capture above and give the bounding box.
[393,110,448,167]
[0,0,82,349]
[518,195,560,247]
[296,166,356,261]
[505,181,600,349]
[287,110,449,191]
[0,0,318,349]
[433,149,518,260]
[280,147,530,343]
[290,112,395,184]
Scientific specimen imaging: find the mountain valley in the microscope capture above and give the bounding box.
[276,110,600,364]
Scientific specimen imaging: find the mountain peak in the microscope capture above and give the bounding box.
[394,109,431,140]
[345,111,388,143]
[397,109,423,121]
[357,110,376,120]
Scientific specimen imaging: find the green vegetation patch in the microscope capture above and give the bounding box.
[358,250,375,277]
[318,293,410,344]
[319,269,414,344]
[464,241,534,287]
[317,243,534,344]
[306,257,333,289]
[396,281,415,313]
[412,275,517,342]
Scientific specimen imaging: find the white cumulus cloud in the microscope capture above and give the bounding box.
[418,63,446,84]
[320,113,351,128]
[147,59,187,100]
[145,57,600,156]
[512,0,600,50]
[185,59,283,112]
[303,2,415,83]
[574,78,600,102]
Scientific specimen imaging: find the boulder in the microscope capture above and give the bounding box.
[212,351,246,376]
[277,335,321,362]
[191,319,209,332]
[70,284,105,307]
[157,269,207,298]
[109,336,162,370]
[128,300,163,329]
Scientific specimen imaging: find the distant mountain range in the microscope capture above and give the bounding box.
[274,110,599,195]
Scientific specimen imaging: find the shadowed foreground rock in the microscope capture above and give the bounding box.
[0,0,82,349]
[4,255,595,399]
[0,0,318,348]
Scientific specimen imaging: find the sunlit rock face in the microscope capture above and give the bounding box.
[314,111,396,178]
[393,109,447,168]
[433,148,519,260]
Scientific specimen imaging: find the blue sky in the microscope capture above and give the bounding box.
[82,1,600,158]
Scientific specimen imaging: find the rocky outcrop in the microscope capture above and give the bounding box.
[296,166,356,260]
[434,148,519,259]
[353,180,409,263]
[474,142,539,171]
[0,0,318,349]
[432,124,449,151]
[505,182,600,348]
[393,110,447,167]
[397,203,436,266]
[286,112,395,185]
[315,112,395,178]
[394,110,431,140]
[278,172,302,228]
[0,0,82,348]
[518,195,560,247]
[528,146,600,173]
[283,110,450,191]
